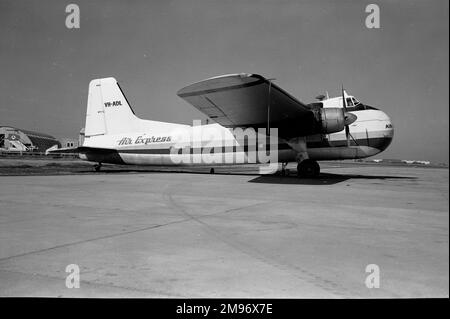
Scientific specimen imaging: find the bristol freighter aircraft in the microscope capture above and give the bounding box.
[51,74,394,177]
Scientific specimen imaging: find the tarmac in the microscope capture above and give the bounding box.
[0,159,448,297]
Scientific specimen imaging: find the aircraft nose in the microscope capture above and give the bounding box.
[378,110,394,151]
[381,110,394,135]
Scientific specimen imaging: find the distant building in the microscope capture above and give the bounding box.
[383,159,403,163]
[50,128,84,152]
[402,160,431,165]
[60,137,78,149]
[56,128,86,150]
[415,161,431,165]
[0,126,61,153]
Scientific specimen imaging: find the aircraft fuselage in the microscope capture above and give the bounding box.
[80,108,393,166]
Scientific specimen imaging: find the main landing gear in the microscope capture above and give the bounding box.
[285,136,320,178]
[280,162,289,176]
[93,163,102,172]
[297,159,320,178]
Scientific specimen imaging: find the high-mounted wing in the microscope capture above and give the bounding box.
[177,73,319,138]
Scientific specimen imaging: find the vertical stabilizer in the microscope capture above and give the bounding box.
[84,77,138,137]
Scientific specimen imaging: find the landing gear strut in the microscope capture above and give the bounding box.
[280,162,288,176]
[297,159,320,178]
[93,163,102,172]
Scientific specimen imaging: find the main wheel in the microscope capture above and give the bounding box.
[297,159,320,178]
[93,163,102,172]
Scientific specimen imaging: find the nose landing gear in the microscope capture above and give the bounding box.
[297,159,320,178]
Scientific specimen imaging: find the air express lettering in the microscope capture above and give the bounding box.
[117,136,172,146]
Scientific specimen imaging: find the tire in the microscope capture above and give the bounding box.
[297,159,320,178]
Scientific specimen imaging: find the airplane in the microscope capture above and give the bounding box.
[49,73,394,177]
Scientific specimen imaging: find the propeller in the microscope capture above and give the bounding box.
[341,85,357,146]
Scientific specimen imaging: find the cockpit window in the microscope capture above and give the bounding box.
[346,98,354,106]
[337,96,379,111]
[352,97,361,105]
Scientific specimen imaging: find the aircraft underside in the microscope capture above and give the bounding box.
[79,134,392,177]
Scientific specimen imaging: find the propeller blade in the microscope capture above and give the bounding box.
[341,85,347,112]
[341,85,350,146]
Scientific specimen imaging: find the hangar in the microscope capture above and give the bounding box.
[0,126,60,153]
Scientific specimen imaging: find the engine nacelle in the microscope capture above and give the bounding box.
[319,108,346,134]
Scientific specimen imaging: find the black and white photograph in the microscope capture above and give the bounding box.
[0,0,448,308]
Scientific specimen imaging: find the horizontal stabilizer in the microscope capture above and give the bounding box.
[46,146,115,155]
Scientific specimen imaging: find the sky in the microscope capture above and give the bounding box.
[0,0,448,163]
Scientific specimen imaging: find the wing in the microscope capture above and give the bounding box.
[177,73,318,138]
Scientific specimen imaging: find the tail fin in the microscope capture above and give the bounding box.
[85,77,138,137]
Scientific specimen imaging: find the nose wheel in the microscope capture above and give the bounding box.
[297,159,320,178]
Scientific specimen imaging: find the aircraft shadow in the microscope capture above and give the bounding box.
[248,173,417,186]
[73,168,417,186]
